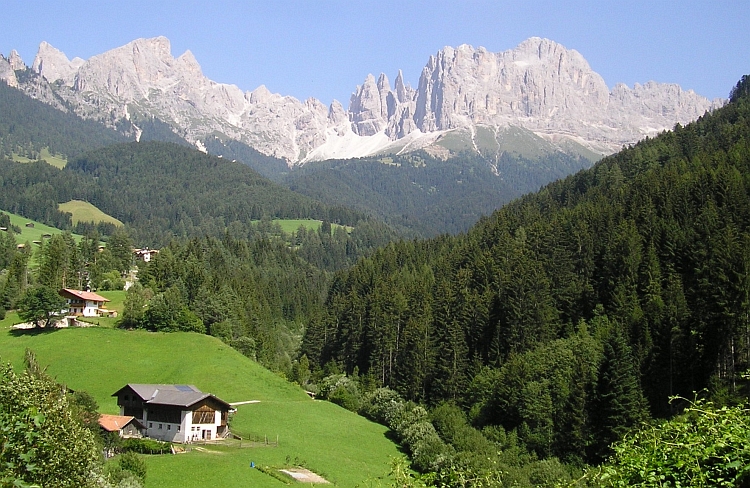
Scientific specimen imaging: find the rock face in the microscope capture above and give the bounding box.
[32,42,84,84]
[0,54,18,88]
[4,36,723,163]
[409,39,719,152]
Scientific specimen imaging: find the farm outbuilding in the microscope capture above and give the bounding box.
[98,414,145,438]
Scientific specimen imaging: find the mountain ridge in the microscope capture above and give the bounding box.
[0,36,723,165]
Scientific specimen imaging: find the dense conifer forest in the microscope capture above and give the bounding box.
[0,141,397,253]
[286,150,593,236]
[301,75,750,476]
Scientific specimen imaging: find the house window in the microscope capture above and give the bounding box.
[177,426,181,432]
[167,425,171,430]
[149,423,153,428]
[159,423,163,430]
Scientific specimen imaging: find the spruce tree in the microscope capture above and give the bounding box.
[590,329,648,462]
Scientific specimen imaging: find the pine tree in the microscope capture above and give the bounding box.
[590,328,648,462]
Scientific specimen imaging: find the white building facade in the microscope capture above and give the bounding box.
[113,384,232,443]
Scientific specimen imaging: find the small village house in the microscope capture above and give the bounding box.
[59,289,114,317]
[112,384,232,443]
[133,248,159,263]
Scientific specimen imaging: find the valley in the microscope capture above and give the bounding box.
[0,27,748,487]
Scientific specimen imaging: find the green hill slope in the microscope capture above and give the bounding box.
[0,326,402,487]
[58,199,123,226]
[0,141,383,247]
[2,209,84,244]
[0,79,129,161]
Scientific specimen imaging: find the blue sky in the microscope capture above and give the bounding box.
[4,0,748,105]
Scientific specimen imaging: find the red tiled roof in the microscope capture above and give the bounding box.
[60,289,110,302]
[98,414,143,432]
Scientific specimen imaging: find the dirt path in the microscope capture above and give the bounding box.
[279,468,330,484]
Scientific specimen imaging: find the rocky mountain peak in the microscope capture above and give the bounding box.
[32,41,84,84]
[176,49,203,76]
[8,50,25,71]
[11,36,722,163]
[349,73,389,136]
[0,54,18,88]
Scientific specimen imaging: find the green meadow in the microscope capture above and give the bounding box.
[256,219,353,235]
[12,147,67,168]
[0,321,402,487]
[58,199,123,227]
[2,210,83,245]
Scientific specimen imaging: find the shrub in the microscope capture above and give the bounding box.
[431,402,495,456]
[121,437,171,455]
[590,397,750,487]
[328,383,361,411]
[318,374,362,412]
[99,270,125,291]
[118,451,146,482]
[410,434,451,473]
[359,387,403,424]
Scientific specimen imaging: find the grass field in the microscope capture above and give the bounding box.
[12,147,67,168]
[254,219,353,235]
[0,321,402,487]
[58,200,123,227]
[2,210,84,245]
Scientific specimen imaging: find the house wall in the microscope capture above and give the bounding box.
[64,298,103,317]
[82,299,101,317]
[121,423,142,438]
[183,407,222,442]
[144,419,182,442]
[141,408,223,443]
[143,404,184,442]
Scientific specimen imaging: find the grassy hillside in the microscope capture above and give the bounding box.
[2,209,83,244]
[0,325,402,487]
[258,219,351,234]
[58,199,123,227]
[12,147,67,168]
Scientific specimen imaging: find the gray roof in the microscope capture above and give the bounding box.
[114,384,231,409]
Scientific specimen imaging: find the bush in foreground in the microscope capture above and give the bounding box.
[590,397,750,487]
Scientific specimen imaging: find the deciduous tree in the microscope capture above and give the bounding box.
[17,285,66,328]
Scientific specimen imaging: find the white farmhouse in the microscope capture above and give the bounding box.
[112,384,232,443]
[59,289,112,317]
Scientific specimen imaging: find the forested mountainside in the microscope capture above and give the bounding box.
[286,149,593,236]
[0,141,399,263]
[302,76,750,464]
[202,135,291,181]
[0,80,129,160]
